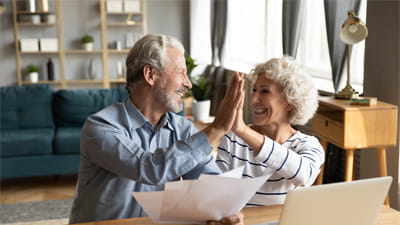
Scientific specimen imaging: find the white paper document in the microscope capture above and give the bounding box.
[132,167,268,224]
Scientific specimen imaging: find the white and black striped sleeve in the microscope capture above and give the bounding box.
[255,136,324,186]
[216,134,234,172]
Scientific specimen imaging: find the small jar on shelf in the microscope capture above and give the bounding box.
[26,63,40,83]
[80,34,94,51]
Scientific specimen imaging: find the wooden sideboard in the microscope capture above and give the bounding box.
[311,96,398,205]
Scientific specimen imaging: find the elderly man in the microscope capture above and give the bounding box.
[69,34,244,225]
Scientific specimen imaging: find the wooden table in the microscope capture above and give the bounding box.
[73,204,400,225]
[311,96,398,205]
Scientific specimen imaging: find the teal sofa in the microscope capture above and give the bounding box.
[0,84,129,179]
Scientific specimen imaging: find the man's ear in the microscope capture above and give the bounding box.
[143,65,157,86]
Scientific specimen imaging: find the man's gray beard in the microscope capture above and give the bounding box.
[155,80,183,113]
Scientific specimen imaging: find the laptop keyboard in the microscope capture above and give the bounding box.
[253,221,279,225]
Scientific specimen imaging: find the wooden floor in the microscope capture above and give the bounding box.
[0,174,77,204]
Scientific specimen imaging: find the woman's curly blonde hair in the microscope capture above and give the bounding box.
[249,56,318,125]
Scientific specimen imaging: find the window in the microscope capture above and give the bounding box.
[190,0,367,94]
[190,0,212,66]
[297,0,367,94]
[225,0,267,73]
[297,0,333,92]
[224,0,283,74]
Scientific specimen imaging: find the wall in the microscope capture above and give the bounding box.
[0,0,189,87]
[147,0,189,49]
[363,0,400,209]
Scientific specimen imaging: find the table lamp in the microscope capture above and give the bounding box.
[0,2,5,14]
[335,10,368,99]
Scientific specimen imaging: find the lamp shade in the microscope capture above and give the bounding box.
[340,11,368,45]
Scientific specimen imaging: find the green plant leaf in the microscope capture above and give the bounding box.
[185,54,197,82]
[192,76,212,101]
[185,55,212,101]
[26,64,39,73]
[81,34,94,43]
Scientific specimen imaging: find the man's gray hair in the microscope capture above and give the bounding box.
[125,34,185,93]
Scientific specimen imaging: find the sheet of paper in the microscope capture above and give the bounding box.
[215,165,244,178]
[132,191,164,222]
[132,167,268,224]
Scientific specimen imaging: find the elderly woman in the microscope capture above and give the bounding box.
[216,57,325,206]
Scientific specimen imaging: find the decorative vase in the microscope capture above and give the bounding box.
[47,58,54,80]
[83,42,93,51]
[26,0,36,12]
[191,99,211,122]
[39,0,49,12]
[88,58,96,79]
[29,72,39,83]
[125,32,134,49]
[117,61,125,78]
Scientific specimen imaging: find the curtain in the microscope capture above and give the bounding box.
[204,0,228,115]
[324,0,361,91]
[323,0,363,185]
[282,0,304,58]
[210,0,227,67]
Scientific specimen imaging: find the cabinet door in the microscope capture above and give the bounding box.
[311,114,344,147]
[344,109,398,148]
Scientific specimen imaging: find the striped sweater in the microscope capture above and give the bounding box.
[216,130,325,206]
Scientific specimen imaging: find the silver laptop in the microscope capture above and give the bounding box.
[256,176,392,225]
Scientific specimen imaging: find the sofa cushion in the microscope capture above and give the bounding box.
[54,127,82,154]
[53,86,128,127]
[0,128,54,157]
[1,84,55,129]
[1,154,81,179]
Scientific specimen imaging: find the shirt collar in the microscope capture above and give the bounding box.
[164,113,175,131]
[125,98,175,132]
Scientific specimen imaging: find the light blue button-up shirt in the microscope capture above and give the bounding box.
[69,98,220,223]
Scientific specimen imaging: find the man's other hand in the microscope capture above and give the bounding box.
[206,212,244,225]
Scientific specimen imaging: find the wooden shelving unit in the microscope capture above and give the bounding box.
[64,50,103,54]
[21,80,62,85]
[99,0,147,88]
[17,23,56,26]
[107,49,130,54]
[109,78,127,83]
[20,51,59,54]
[12,0,63,87]
[12,0,147,89]
[66,80,104,84]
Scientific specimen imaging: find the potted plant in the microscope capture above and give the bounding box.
[26,64,39,83]
[80,34,94,51]
[185,55,212,121]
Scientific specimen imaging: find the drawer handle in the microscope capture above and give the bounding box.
[325,120,329,127]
